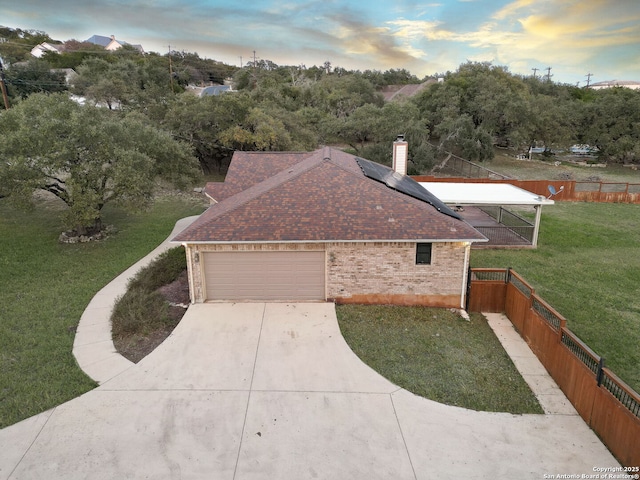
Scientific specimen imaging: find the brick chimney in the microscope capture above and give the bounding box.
[392,135,408,175]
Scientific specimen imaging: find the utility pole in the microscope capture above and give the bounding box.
[168,45,174,92]
[545,67,553,82]
[585,73,593,88]
[0,58,10,110]
[531,67,539,79]
[239,56,243,68]
[251,50,258,89]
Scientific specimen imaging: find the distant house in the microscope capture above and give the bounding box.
[52,68,78,86]
[186,85,234,97]
[589,80,640,91]
[31,42,63,58]
[173,141,487,307]
[85,35,144,53]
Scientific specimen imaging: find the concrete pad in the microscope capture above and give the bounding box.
[509,354,552,376]
[524,372,568,396]
[484,312,583,417]
[101,303,265,391]
[72,339,123,367]
[236,391,415,480]
[392,389,619,480]
[251,303,397,393]
[73,317,114,346]
[78,352,134,385]
[536,393,578,415]
[2,302,621,480]
[82,283,127,312]
[0,410,53,479]
[7,390,247,480]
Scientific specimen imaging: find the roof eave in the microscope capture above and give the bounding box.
[171,238,488,245]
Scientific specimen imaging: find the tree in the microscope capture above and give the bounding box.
[162,92,254,173]
[579,88,640,163]
[0,93,200,235]
[42,40,103,69]
[414,62,531,154]
[434,115,494,162]
[4,59,68,99]
[218,107,293,151]
[0,27,55,64]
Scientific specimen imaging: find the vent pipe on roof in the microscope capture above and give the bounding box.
[392,135,408,176]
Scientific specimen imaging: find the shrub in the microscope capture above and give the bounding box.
[111,246,187,336]
[112,288,169,336]
[127,247,187,292]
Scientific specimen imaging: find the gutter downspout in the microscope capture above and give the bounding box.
[461,242,471,309]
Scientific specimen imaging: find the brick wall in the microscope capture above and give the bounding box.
[326,242,468,307]
[184,241,469,306]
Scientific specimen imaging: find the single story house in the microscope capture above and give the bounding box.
[85,35,144,53]
[31,42,63,58]
[173,142,487,307]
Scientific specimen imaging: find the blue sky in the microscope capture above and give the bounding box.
[3,0,640,85]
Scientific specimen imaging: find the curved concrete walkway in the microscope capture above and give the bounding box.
[0,219,619,479]
[71,215,201,385]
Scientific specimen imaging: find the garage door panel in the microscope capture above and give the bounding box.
[203,251,325,301]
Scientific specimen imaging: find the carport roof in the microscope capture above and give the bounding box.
[174,148,487,244]
[418,182,555,206]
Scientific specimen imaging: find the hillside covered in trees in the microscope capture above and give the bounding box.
[1,25,639,177]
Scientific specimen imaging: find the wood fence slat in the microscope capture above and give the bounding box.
[469,268,640,467]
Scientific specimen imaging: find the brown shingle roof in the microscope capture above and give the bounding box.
[175,148,486,243]
[204,151,314,202]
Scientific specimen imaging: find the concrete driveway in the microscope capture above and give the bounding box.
[1,301,618,480]
[0,217,619,479]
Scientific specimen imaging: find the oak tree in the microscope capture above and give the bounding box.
[0,93,200,235]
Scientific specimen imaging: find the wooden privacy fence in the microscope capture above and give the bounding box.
[468,268,640,468]
[413,176,640,204]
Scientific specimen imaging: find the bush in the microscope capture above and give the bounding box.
[112,288,169,336]
[127,247,187,292]
[111,246,187,336]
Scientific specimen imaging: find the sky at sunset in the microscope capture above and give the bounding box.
[3,0,640,85]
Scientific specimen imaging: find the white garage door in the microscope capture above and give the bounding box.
[203,251,325,301]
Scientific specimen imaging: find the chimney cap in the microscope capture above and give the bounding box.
[395,134,406,142]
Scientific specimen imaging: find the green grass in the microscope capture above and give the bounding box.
[486,150,640,182]
[0,196,205,428]
[471,202,640,393]
[336,305,543,414]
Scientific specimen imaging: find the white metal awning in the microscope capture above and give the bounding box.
[418,182,555,248]
[419,182,554,206]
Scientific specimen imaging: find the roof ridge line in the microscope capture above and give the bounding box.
[189,149,327,226]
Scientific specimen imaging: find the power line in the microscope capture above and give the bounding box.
[5,78,68,87]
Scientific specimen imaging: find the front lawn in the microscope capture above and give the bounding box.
[336,305,543,414]
[0,194,205,428]
[471,202,640,393]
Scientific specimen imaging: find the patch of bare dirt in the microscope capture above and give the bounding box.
[114,270,190,363]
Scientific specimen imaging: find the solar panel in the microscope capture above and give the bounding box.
[356,156,390,183]
[356,157,462,220]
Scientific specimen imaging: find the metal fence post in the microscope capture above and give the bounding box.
[596,357,605,386]
[465,266,472,311]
